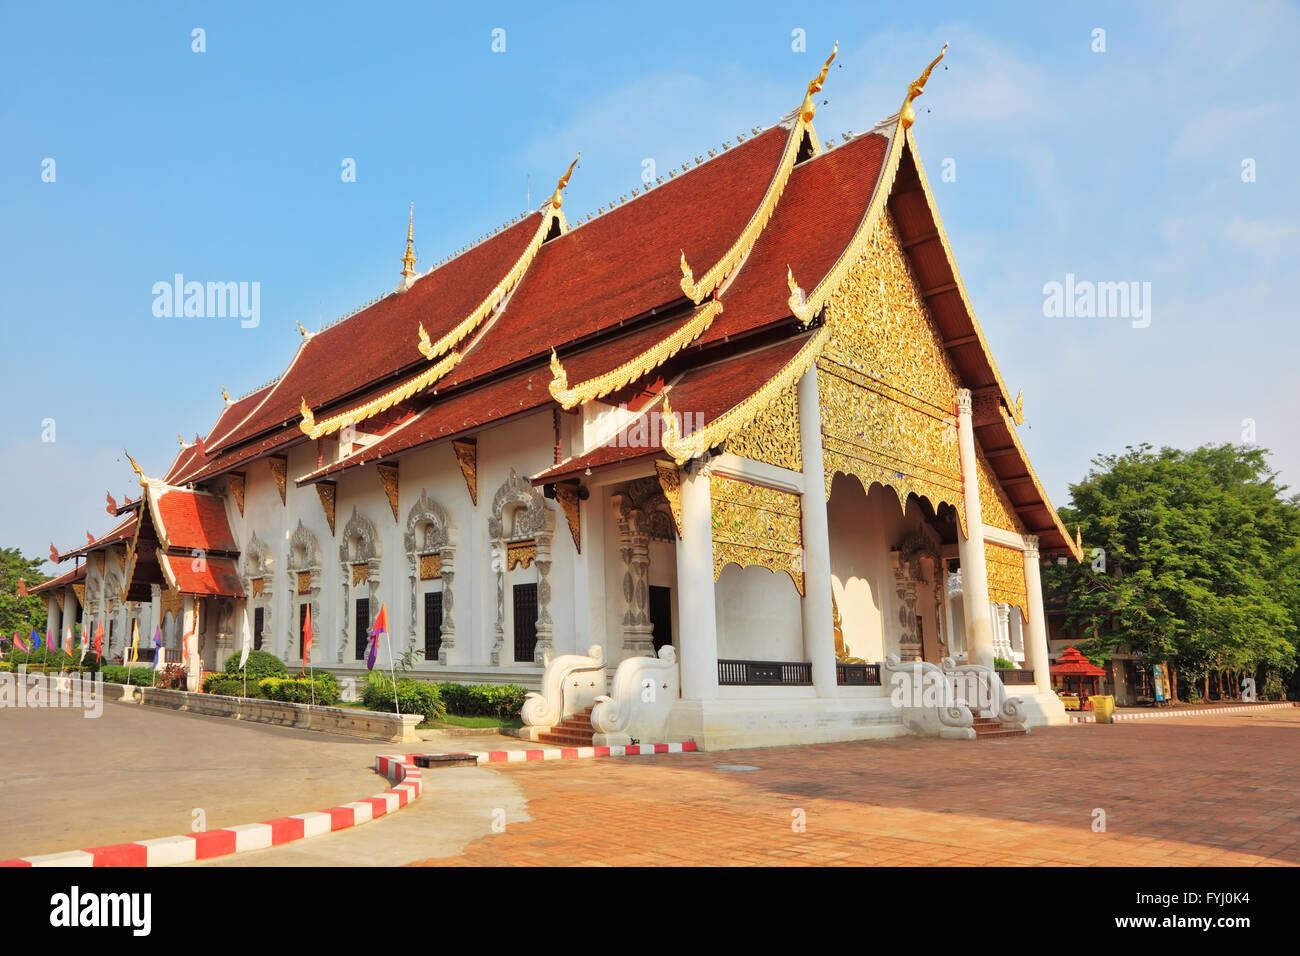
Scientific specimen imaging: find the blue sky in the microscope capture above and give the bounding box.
[2,0,1297,569]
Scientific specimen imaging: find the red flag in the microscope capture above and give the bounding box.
[49,542,59,563]
[94,620,103,660]
[16,579,27,598]
[106,491,118,515]
[302,605,313,674]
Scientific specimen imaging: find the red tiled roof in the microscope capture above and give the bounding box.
[152,487,238,553]
[58,513,139,562]
[211,213,545,452]
[29,563,86,594]
[442,128,791,388]
[174,425,300,486]
[159,554,244,597]
[534,335,810,482]
[696,133,889,345]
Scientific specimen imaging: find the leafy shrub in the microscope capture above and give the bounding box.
[258,675,342,706]
[223,650,287,680]
[0,662,12,672]
[435,682,528,718]
[156,663,188,690]
[362,674,445,722]
[100,665,157,686]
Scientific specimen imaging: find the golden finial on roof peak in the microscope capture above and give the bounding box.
[299,397,316,435]
[401,203,418,279]
[177,433,185,448]
[799,41,838,123]
[221,384,231,403]
[1013,389,1025,425]
[124,449,147,487]
[551,153,580,209]
[296,321,309,338]
[900,42,947,130]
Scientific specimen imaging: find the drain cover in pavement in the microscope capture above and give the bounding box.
[715,764,760,772]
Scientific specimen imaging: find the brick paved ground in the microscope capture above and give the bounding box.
[413,709,1300,867]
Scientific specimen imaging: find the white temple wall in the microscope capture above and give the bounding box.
[715,564,802,661]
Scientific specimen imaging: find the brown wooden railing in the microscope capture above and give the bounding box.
[718,659,812,686]
[836,662,881,686]
[997,668,1035,685]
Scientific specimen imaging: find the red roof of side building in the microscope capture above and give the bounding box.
[57,513,140,562]
[150,486,239,553]
[159,554,244,597]
[29,563,86,594]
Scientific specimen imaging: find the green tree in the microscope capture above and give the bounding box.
[0,547,50,643]
[1043,443,1299,702]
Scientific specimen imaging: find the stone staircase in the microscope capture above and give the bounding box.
[971,714,1026,739]
[536,707,596,747]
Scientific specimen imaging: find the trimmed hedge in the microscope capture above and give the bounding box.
[362,676,446,722]
[258,674,342,706]
[435,683,528,718]
[100,665,158,686]
[223,650,287,680]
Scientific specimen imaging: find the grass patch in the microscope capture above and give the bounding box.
[427,714,524,730]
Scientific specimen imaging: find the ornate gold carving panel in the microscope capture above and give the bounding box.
[975,446,1026,534]
[351,563,370,587]
[822,210,963,410]
[297,571,312,595]
[452,439,478,506]
[377,463,399,522]
[554,483,581,554]
[506,540,536,571]
[985,541,1029,617]
[419,553,443,580]
[709,474,805,595]
[316,482,337,535]
[655,461,683,537]
[72,584,85,607]
[724,384,802,471]
[818,359,965,532]
[229,472,246,517]
[251,577,264,598]
[269,456,288,505]
[160,587,183,620]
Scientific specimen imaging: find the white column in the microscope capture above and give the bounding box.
[955,388,996,669]
[797,367,837,697]
[675,468,719,700]
[62,590,77,650]
[1022,536,1053,695]
[45,595,60,645]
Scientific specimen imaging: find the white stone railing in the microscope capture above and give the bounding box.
[590,646,679,746]
[881,655,975,740]
[520,644,605,734]
[953,662,1028,732]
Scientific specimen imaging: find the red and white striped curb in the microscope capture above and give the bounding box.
[467,741,697,763]
[0,756,422,868]
[1069,702,1295,725]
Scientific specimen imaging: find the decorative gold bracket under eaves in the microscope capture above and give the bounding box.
[316,481,337,535]
[269,456,288,506]
[228,472,246,517]
[655,461,683,538]
[452,438,478,506]
[377,463,399,522]
[554,483,581,554]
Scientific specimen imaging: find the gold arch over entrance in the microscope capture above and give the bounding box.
[709,474,805,595]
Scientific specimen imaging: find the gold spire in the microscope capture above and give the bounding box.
[900,43,947,130]
[1013,389,1025,426]
[799,41,838,122]
[177,433,185,447]
[401,203,418,279]
[550,153,580,209]
[222,384,231,403]
[124,449,147,486]
[296,321,309,338]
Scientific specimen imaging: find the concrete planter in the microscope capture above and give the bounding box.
[112,685,423,742]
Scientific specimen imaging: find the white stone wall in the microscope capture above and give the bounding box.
[714,564,802,661]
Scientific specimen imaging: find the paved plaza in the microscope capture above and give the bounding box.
[4,698,1297,866]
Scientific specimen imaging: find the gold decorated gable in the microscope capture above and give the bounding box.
[975,445,1026,535]
[724,384,802,472]
[419,553,443,580]
[985,541,1029,618]
[816,210,965,528]
[297,571,312,595]
[351,563,370,587]
[709,474,804,595]
[251,577,264,598]
[160,587,183,620]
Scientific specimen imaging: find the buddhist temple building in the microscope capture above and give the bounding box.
[44,45,1081,748]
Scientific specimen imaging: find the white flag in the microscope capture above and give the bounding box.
[239,612,251,670]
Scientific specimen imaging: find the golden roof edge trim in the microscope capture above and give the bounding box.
[548,300,723,410]
[994,404,1083,562]
[298,350,462,440]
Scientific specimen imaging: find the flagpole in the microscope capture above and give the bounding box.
[384,631,401,718]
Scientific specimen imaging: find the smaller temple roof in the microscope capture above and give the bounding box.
[158,554,243,597]
[56,513,139,562]
[29,563,85,595]
[1050,646,1106,676]
[149,484,239,555]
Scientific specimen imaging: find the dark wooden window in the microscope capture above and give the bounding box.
[649,585,673,652]
[299,603,308,657]
[253,607,264,651]
[424,590,443,662]
[513,583,538,663]
[355,597,371,661]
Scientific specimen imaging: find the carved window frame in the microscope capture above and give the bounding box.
[404,491,456,666]
[487,470,554,666]
[286,519,321,664]
[338,506,382,664]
